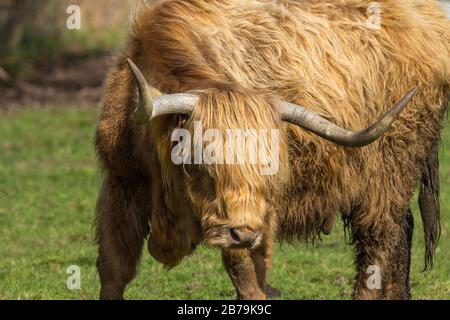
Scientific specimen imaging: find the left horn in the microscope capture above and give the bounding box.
[279,87,418,148]
[126,59,197,124]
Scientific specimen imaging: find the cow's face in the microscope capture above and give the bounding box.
[185,164,284,249]
[178,90,290,249]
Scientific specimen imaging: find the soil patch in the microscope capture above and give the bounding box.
[0,52,113,111]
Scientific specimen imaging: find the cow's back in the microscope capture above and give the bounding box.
[135,0,449,124]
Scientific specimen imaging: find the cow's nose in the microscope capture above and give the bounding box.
[230,227,260,247]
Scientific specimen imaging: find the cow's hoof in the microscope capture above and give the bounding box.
[264,285,281,299]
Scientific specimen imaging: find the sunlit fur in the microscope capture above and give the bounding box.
[95,0,449,300]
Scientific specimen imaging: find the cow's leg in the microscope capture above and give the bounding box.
[222,247,267,300]
[351,207,407,300]
[95,176,151,300]
[250,237,281,298]
[383,209,414,299]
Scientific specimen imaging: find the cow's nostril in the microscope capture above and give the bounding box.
[230,227,260,245]
[230,228,243,242]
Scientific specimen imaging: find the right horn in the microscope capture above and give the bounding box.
[279,87,418,148]
[126,59,198,124]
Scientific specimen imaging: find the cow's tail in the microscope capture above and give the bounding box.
[418,142,441,271]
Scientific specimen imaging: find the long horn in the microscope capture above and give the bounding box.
[280,87,418,148]
[126,59,197,124]
[128,58,417,147]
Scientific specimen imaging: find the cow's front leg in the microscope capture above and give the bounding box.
[222,235,278,300]
[95,175,151,300]
[222,248,266,300]
[250,236,281,298]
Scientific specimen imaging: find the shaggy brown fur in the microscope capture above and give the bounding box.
[95,0,450,300]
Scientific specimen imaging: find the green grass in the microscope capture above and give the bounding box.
[0,107,449,300]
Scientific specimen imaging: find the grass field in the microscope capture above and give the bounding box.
[0,107,449,300]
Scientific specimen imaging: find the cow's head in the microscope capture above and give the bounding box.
[127,59,417,258]
[178,89,290,250]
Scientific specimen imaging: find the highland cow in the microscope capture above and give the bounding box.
[95,0,450,300]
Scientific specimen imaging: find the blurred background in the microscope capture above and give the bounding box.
[0,0,449,300]
[0,0,156,109]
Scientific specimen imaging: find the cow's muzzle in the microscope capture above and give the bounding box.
[228,227,262,249]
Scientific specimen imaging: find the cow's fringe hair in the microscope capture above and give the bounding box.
[149,87,289,260]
